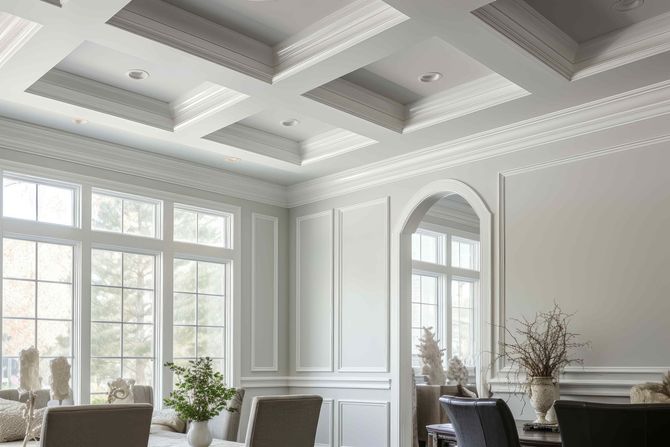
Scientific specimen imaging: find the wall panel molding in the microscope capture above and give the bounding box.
[336,197,390,373]
[315,398,334,447]
[495,139,670,396]
[295,210,334,372]
[338,400,390,447]
[250,213,279,372]
[239,376,391,390]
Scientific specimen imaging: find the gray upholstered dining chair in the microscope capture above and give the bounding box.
[40,404,153,447]
[440,396,521,447]
[242,394,323,447]
[554,400,670,447]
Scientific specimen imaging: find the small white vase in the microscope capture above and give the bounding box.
[187,421,212,447]
[528,377,556,424]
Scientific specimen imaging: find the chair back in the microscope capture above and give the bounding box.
[554,400,670,447]
[40,404,152,447]
[439,396,520,447]
[244,394,322,447]
[210,388,245,441]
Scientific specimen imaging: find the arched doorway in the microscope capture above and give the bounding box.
[394,179,493,447]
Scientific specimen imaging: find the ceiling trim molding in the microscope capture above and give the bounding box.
[404,74,529,133]
[205,123,302,165]
[0,12,42,70]
[170,83,248,131]
[474,0,670,81]
[305,78,405,133]
[273,0,408,82]
[27,69,174,130]
[301,129,376,165]
[472,0,575,79]
[288,79,670,207]
[107,0,274,83]
[0,117,289,207]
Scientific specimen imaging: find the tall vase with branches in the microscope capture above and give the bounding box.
[497,304,589,424]
[164,357,237,447]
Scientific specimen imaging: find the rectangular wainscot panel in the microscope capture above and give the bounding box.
[315,398,334,447]
[296,210,334,371]
[338,198,389,372]
[251,213,279,371]
[338,400,390,447]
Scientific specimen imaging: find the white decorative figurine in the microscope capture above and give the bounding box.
[446,356,469,386]
[18,347,41,393]
[107,378,135,404]
[417,327,446,385]
[49,357,71,404]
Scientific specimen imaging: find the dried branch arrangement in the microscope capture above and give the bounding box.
[499,303,589,379]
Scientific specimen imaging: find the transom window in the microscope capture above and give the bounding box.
[173,205,232,248]
[3,174,77,226]
[411,227,480,368]
[91,190,160,238]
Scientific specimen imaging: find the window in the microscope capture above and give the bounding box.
[411,226,479,369]
[3,174,77,226]
[174,205,231,248]
[91,190,160,238]
[1,169,236,405]
[90,249,156,403]
[173,259,226,373]
[411,273,439,367]
[1,238,74,389]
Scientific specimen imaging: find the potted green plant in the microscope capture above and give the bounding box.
[164,357,237,447]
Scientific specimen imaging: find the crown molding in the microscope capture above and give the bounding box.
[472,0,575,80]
[205,123,302,165]
[107,0,274,83]
[27,69,174,130]
[301,129,376,165]
[0,12,42,69]
[0,117,289,207]
[273,0,408,82]
[288,79,670,207]
[305,78,405,133]
[170,82,248,131]
[404,74,529,133]
[474,0,670,81]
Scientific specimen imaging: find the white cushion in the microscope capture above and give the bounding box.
[0,397,45,443]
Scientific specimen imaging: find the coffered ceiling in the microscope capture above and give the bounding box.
[0,0,669,187]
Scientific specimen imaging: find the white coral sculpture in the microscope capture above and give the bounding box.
[417,327,446,385]
[107,378,135,404]
[50,357,71,403]
[19,347,41,393]
[447,356,469,386]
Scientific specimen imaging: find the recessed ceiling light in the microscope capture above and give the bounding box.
[224,156,241,163]
[612,0,644,11]
[419,72,443,83]
[281,119,300,127]
[126,69,150,80]
[72,117,88,125]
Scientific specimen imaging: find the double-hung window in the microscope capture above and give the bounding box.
[411,227,480,371]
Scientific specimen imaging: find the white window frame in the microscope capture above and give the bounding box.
[0,163,241,407]
[412,223,480,375]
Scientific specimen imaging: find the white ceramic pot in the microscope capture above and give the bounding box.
[528,377,556,424]
[187,421,212,447]
[544,381,560,424]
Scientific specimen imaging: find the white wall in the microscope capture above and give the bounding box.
[288,113,670,446]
